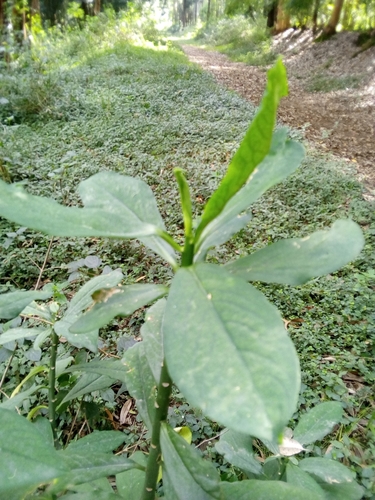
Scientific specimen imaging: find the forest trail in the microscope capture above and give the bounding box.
[182,41,375,199]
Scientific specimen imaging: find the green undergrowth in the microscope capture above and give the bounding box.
[0,21,374,494]
[194,16,277,66]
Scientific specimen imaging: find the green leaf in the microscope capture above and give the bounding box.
[63,359,127,384]
[0,289,52,320]
[299,457,358,484]
[0,385,42,410]
[54,270,123,353]
[69,284,168,334]
[299,458,364,500]
[163,264,300,441]
[195,59,288,240]
[286,464,326,498]
[160,423,221,499]
[58,490,119,500]
[174,168,193,237]
[293,402,343,445]
[0,408,69,500]
[65,430,127,455]
[0,173,163,238]
[220,479,323,500]
[215,429,263,476]
[0,326,48,345]
[50,453,140,495]
[141,298,166,382]
[225,220,364,285]
[60,373,114,406]
[194,129,304,261]
[116,451,147,500]
[122,342,156,430]
[318,482,365,500]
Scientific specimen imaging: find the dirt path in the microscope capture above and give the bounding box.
[182,41,375,199]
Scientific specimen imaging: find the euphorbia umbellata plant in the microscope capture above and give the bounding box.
[0,59,364,499]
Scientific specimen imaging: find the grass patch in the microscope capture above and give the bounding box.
[306,73,363,92]
[0,17,374,494]
[195,16,277,66]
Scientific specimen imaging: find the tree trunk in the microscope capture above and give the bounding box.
[207,0,211,24]
[182,0,188,27]
[312,0,320,33]
[266,1,277,28]
[275,0,290,32]
[324,0,345,36]
[94,0,100,16]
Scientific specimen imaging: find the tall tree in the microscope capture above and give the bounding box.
[275,0,290,31]
[324,0,345,35]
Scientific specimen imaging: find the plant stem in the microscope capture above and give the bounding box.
[49,330,59,448]
[181,237,194,267]
[142,361,172,500]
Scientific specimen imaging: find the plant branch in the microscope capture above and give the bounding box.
[35,237,54,290]
[142,361,172,500]
[0,348,16,391]
[49,330,59,448]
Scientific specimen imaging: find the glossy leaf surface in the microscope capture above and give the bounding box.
[160,423,221,499]
[70,284,167,334]
[293,402,343,445]
[225,220,364,285]
[0,327,48,345]
[196,59,288,240]
[163,264,300,441]
[54,270,123,352]
[122,342,156,430]
[0,408,68,500]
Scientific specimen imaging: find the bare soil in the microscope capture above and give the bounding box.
[182,30,375,199]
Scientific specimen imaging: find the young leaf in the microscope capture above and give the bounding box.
[141,298,166,382]
[0,289,52,320]
[122,342,156,430]
[215,429,263,476]
[174,168,193,238]
[293,402,343,445]
[54,270,123,353]
[286,464,326,498]
[69,284,168,334]
[163,264,300,441]
[65,430,127,455]
[225,219,364,285]
[194,130,304,261]
[195,59,288,241]
[0,408,69,500]
[160,423,221,499]
[220,479,323,500]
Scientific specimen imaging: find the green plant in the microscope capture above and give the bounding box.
[0,59,365,499]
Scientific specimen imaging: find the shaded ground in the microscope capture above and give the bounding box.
[182,31,375,199]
